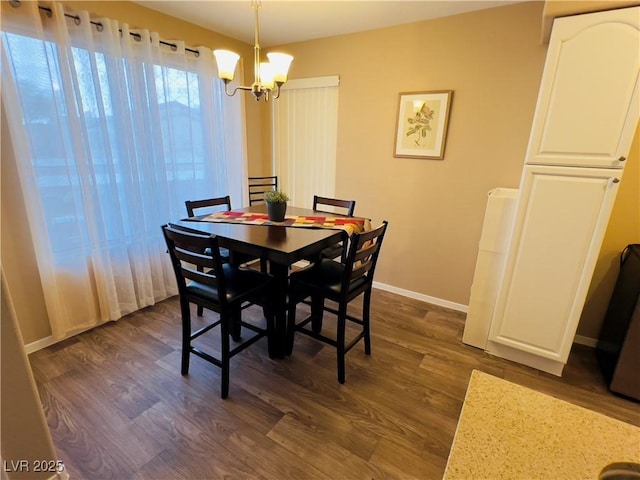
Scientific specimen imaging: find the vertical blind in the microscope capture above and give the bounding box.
[272,76,339,208]
[1,1,247,339]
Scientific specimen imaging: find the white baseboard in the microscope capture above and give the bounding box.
[24,284,466,354]
[25,288,597,355]
[373,281,469,313]
[24,335,58,355]
[24,323,105,355]
[371,283,600,348]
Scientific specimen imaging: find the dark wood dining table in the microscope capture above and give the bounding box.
[175,204,353,358]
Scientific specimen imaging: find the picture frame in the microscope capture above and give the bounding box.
[394,90,453,160]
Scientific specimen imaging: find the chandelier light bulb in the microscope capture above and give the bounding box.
[212,2,293,101]
[213,50,240,81]
[267,52,293,84]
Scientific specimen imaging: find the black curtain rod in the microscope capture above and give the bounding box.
[9,0,200,56]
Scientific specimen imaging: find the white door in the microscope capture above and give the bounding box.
[525,7,639,169]
[487,165,621,366]
[271,76,339,208]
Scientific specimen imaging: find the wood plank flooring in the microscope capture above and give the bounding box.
[29,290,640,479]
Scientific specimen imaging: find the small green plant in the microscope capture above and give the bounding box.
[264,190,289,204]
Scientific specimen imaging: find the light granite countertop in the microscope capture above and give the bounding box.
[444,370,640,480]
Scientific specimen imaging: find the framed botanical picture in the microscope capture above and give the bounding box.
[394,90,453,159]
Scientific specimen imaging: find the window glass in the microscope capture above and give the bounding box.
[3,31,223,254]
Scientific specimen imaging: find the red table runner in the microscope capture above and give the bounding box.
[199,211,369,236]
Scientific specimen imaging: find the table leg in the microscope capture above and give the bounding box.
[268,262,289,359]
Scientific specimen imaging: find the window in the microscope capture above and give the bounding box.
[1,3,246,338]
[272,76,339,207]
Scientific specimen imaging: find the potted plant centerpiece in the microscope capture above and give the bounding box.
[264,190,289,222]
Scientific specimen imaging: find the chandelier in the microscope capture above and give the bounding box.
[213,1,293,102]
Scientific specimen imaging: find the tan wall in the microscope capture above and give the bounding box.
[274,1,548,306]
[1,105,51,344]
[2,0,637,346]
[1,271,58,480]
[273,0,639,337]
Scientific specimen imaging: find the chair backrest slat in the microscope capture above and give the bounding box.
[248,176,278,205]
[341,221,388,292]
[162,224,227,301]
[185,196,232,217]
[173,246,216,270]
[181,266,219,288]
[313,195,356,216]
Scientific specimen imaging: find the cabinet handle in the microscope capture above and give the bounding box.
[618,156,626,162]
[612,178,620,183]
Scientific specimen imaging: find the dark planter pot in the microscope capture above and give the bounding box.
[267,202,287,222]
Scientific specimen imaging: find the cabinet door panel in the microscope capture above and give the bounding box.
[526,7,639,168]
[488,166,621,362]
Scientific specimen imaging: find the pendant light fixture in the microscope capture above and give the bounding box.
[213,0,293,102]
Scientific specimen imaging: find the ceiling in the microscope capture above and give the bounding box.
[133,1,523,47]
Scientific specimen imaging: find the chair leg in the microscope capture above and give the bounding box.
[196,266,204,316]
[220,314,230,399]
[263,301,275,340]
[230,305,242,342]
[311,295,324,334]
[286,294,298,356]
[180,300,192,375]
[337,302,347,384]
[363,289,372,355]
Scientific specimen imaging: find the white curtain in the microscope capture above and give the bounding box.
[272,76,339,208]
[1,1,246,339]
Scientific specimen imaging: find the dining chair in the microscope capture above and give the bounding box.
[185,197,233,259]
[162,224,274,399]
[313,195,356,216]
[185,195,232,217]
[248,176,278,205]
[287,220,389,384]
[312,195,357,262]
[185,196,267,295]
[185,196,233,315]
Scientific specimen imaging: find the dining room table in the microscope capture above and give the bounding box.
[174,204,370,359]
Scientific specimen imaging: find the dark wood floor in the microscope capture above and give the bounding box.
[30,290,639,480]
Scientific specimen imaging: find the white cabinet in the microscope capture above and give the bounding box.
[486,166,621,374]
[483,7,639,375]
[525,7,639,169]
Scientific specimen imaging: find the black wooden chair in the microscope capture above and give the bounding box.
[287,221,389,383]
[185,196,232,218]
[313,195,356,216]
[186,195,267,284]
[185,196,233,264]
[162,224,274,399]
[312,195,357,263]
[248,176,278,205]
[185,197,233,315]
